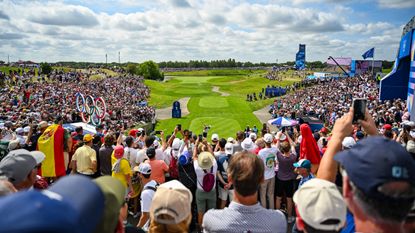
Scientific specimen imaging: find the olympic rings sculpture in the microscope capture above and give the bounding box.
[75,93,107,126]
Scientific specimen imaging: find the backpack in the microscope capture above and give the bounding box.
[169,150,179,179]
[201,167,215,192]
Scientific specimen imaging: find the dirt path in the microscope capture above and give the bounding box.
[155,97,190,120]
[253,105,278,131]
[212,86,230,96]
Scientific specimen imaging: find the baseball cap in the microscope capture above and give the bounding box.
[15,127,23,134]
[342,137,356,149]
[264,133,273,143]
[0,150,37,185]
[225,143,234,155]
[241,138,254,151]
[355,131,364,140]
[113,145,124,159]
[227,137,235,143]
[179,151,192,166]
[129,129,138,137]
[249,132,257,140]
[150,180,192,225]
[137,163,151,175]
[335,136,415,200]
[293,159,311,169]
[171,138,182,158]
[211,134,219,142]
[23,126,30,133]
[93,176,125,233]
[7,138,20,151]
[39,121,48,129]
[293,178,346,231]
[320,127,328,134]
[83,134,93,142]
[198,152,214,170]
[383,124,392,130]
[153,140,160,148]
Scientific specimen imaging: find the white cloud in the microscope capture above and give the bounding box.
[0,0,409,63]
[378,0,415,8]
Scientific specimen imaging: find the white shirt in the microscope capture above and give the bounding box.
[194,159,218,191]
[258,147,278,180]
[124,147,138,167]
[155,148,164,161]
[135,149,148,164]
[140,180,157,213]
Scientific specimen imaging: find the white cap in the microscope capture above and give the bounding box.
[153,140,160,148]
[225,143,234,155]
[264,133,273,143]
[15,127,23,134]
[23,126,30,133]
[8,139,20,151]
[30,151,45,165]
[241,138,254,151]
[249,133,257,140]
[211,134,219,142]
[279,134,287,141]
[342,137,356,149]
[293,178,346,231]
[227,137,235,143]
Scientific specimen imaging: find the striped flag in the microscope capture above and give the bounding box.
[37,124,66,177]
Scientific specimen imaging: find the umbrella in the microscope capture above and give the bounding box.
[268,117,298,127]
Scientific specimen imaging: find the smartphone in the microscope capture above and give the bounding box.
[352,98,367,123]
[177,124,181,131]
[198,134,203,141]
[202,132,207,138]
[155,130,162,134]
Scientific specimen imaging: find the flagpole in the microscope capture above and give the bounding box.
[371,47,375,75]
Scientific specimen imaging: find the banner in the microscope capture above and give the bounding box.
[37,124,66,177]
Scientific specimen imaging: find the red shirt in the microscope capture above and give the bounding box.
[149,159,169,184]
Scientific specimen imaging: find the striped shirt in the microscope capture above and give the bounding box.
[203,201,287,233]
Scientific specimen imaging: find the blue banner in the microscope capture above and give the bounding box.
[295,44,306,70]
[399,31,412,59]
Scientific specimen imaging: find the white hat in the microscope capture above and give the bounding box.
[279,134,287,141]
[171,138,182,158]
[241,138,254,151]
[249,133,257,140]
[342,137,356,149]
[293,178,346,231]
[227,137,235,143]
[8,139,20,151]
[264,133,273,144]
[211,134,219,142]
[30,151,45,165]
[23,126,30,133]
[153,140,160,148]
[134,162,151,175]
[15,128,23,134]
[150,180,192,224]
[225,143,234,155]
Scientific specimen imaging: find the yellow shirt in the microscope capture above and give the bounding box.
[71,145,97,175]
[111,155,132,188]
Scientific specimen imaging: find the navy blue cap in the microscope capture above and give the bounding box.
[0,175,105,233]
[335,136,415,199]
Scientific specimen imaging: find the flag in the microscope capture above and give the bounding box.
[37,124,66,177]
[362,47,375,59]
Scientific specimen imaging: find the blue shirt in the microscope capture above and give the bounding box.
[299,173,315,188]
[203,201,287,233]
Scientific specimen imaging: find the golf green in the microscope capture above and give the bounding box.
[146,70,300,138]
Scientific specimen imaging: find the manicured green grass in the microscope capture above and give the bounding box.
[165,69,266,76]
[0,66,39,76]
[148,70,301,138]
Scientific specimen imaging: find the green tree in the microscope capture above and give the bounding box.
[40,62,52,75]
[138,61,163,80]
[126,63,138,74]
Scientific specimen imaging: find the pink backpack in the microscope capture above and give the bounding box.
[201,167,215,192]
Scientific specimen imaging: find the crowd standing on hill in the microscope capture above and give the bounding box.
[0,68,155,130]
[0,68,414,233]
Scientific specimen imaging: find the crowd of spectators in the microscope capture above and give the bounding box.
[0,68,414,233]
[0,67,155,130]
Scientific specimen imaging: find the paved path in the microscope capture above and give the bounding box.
[155,97,190,120]
[253,105,278,131]
[212,86,230,96]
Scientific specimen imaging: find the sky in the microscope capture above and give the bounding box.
[0,0,414,63]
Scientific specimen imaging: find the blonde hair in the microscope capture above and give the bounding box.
[148,214,191,233]
[255,138,265,149]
